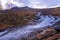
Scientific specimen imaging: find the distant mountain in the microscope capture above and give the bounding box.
[10,6,60,16]
[11,6,34,10]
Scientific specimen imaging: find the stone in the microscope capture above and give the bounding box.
[36,33,44,39]
[57,38,60,40]
[40,27,56,37]
[46,33,60,40]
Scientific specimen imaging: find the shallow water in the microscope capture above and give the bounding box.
[0,13,60,40]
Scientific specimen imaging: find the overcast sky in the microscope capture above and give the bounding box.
[0,0,60,9]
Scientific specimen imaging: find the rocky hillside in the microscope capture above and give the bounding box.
[0,7,60,31]
[0,7,40,31]
[41,7,60,16]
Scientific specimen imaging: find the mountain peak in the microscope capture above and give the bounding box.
[11,6,32,10]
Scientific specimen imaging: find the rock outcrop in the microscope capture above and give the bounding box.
[36,27,57,40]
[21,27,60,40]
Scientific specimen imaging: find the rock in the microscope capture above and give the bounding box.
[19,27,59,40]
[36,27,57,40]
[46,33,60,40]
[36,33,44,39]
[26,36,32,40]
[57,38,60,40]
[53,21,60,30]
[40,27,57,36]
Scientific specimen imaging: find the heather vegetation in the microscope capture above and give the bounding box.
[0,8,38,30]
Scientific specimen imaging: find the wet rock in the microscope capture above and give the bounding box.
[35,27,57,40]
[57,38,60,40]
[26,36,33,40]
[53,21,60,30]
[41,27,57,36]
[17,27,60,40]
[46,33,60,40]
[36,33,44,39]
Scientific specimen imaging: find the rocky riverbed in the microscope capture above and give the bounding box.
[19,27,60,40]
[0,7,60,40]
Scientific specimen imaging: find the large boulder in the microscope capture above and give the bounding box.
[36,27,57,40]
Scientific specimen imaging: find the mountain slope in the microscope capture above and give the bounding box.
[0,7,60,31]
[41,7,60,16]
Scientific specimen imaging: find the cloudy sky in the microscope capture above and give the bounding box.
[0,0,60,9]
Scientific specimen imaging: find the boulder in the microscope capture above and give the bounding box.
[46,33,60,40]
[36,27,57,39]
